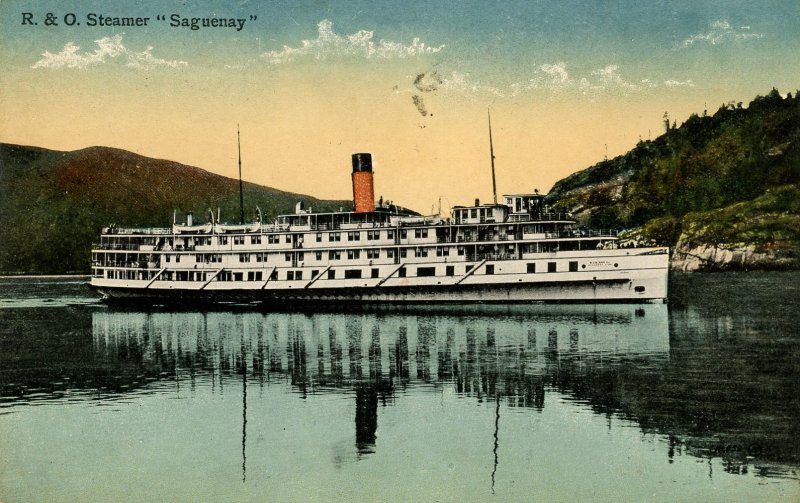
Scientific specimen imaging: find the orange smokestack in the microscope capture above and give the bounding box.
[351,153,375,213]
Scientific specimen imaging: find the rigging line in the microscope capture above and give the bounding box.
[488,109,498,205]
[238,124,245,225]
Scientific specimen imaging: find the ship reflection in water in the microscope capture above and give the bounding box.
[89,306,669,464]
[1,277,799,501]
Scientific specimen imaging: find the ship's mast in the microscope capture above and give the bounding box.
[237,124,245,225]
[488,109,497,205]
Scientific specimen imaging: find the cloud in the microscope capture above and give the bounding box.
[664,79,695,88]
[32,35,188,70]
[439,71,504,97]
[678,19,764,48]
[262,19,444,64]
[503,63,697,99]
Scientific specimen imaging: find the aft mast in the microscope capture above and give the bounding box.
[488,109,498,205]
[238,124,245,225]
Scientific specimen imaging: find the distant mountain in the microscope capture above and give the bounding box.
[0,144,351,274]
[546,89,800,271]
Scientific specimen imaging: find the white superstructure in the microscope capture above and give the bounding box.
[90,153,668,303]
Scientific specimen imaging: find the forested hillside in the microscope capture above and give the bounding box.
[546,89,800,270]
[0,144,349,274]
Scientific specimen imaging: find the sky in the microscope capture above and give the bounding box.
[1,0,798,213]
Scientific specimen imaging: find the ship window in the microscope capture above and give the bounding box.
[287,271,294,281]
[270,270,278,280]
[298,252,304,261]
[347,250,361,260]
[635,286,645,293]
[311,270,319,279]
[436,247,449,256]
[285,253,292,262]
[416,247,428,257]
[285,235,291,243]
[400,249,407,258]
[329,251,341,260]
[328,269,336,279]
[316,233,323,242]
[527,263,536,273]
[196,254,204,262]
[485,264,495,275]
[347,231,361,241]
[371,268,379,278]
[239,254,250,262]
[316,251,322,261]
[387,249,395,258]
[457,247,465,256]
[296,271,303,280]
[344,269,362,279]
[251,235,261,245]
[165,255,171,263]
[268,235,279,244]
[569,261,578,272]
[220,236,228,245]
[548,262,556,273]
[367,249,380,259]
[470,209,477,218]
[398,267,406,278]
[329,232,341,241]
[387,230,395,240]
[233,272,243,282]
[417,267,435,277]
[414,229,428,238]
[367,230,380,240]
[446,266,455,276]
[234,236,245,245]
[175,255,181,263]
[400,230,407,239]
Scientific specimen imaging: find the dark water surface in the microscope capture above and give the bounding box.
[1,273,798,502]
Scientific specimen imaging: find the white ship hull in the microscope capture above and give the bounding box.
[91,249,668,304]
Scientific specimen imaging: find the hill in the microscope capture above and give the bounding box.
[0,144,350,274]
[546,89,800,271]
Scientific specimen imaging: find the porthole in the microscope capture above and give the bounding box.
[634,286,645,293]
[614,263,619,268]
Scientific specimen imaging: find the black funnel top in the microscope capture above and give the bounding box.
[352,153,373,173]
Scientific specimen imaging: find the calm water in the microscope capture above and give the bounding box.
[1,274,798,502]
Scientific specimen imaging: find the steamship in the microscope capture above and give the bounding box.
[90,152,669,303]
